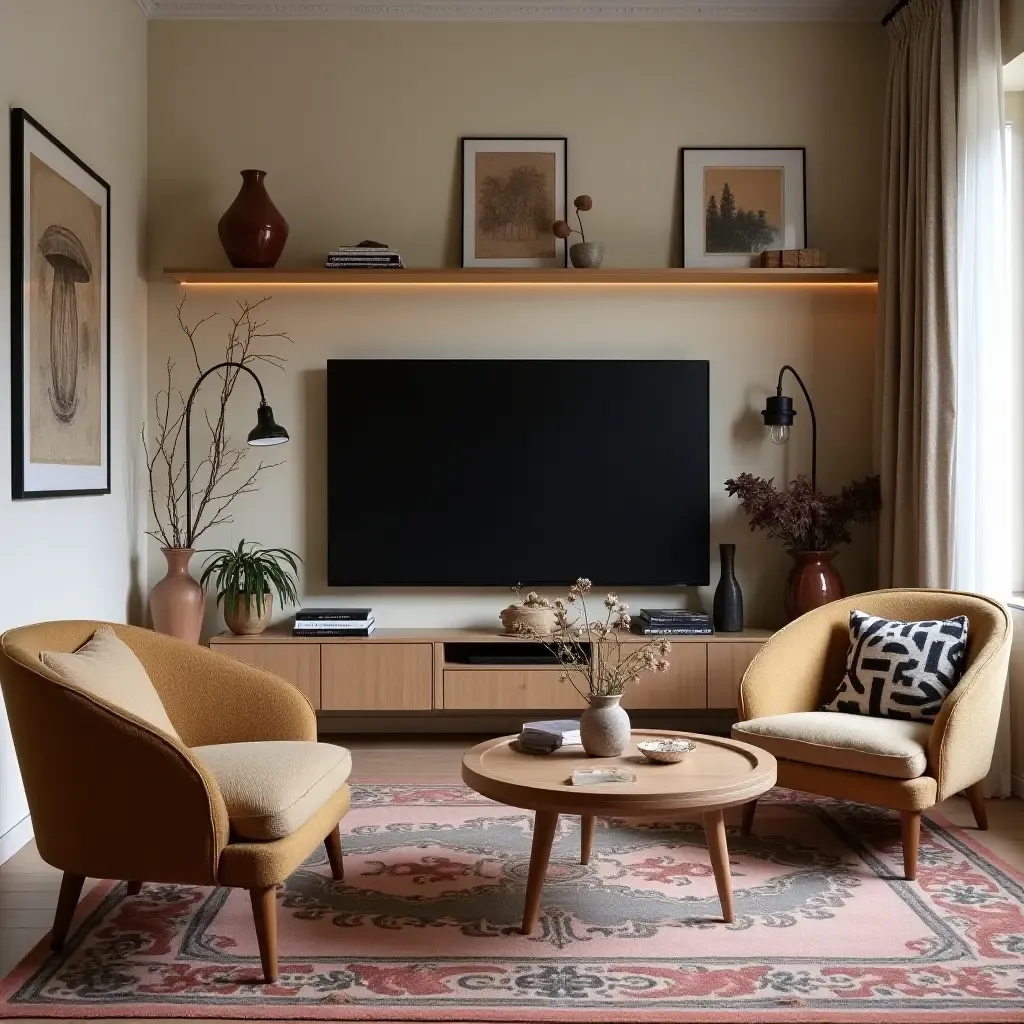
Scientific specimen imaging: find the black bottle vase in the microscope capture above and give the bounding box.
[713,543,744,632]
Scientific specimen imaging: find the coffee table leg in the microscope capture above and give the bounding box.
[521,810,559,935]
[580,815,595,865]
[703,809,734,924]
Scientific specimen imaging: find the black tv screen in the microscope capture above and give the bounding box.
[326,359,709,586]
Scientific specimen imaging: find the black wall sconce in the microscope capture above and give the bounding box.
[184,361,289,548]
[762,364,817,491]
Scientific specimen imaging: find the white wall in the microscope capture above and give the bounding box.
[0,0,148,861]
[147,19,884,635]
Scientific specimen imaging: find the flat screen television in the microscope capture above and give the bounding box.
[326,359,709,586]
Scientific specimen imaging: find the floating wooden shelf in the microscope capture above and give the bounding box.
[165,267,878,288]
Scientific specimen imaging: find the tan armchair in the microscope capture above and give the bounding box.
[732,589,1011,880]
[0,621,352,983]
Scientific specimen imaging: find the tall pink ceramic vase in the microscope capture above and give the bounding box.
[149,548,205,644]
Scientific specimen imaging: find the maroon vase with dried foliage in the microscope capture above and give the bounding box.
[724,473,881,620]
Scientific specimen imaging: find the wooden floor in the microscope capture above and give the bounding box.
[3,737,1024,1014]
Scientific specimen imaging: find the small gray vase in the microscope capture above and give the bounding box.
[569,242,605,268]
[580,693,631,757]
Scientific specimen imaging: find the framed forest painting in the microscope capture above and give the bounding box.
[681,147,806,268]
[461,137,567,268]
[10,108,110,498]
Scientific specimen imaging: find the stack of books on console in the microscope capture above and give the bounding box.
[631,609,714,636]
[518,719,581,755]
[293,608,375,637]
[324,240,404,270]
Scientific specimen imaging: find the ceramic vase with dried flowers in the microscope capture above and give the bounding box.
[512,578,671,756]
[553,196,604,268]
[724,473,881,620]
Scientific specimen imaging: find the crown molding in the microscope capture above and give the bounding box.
[142,0,889,21]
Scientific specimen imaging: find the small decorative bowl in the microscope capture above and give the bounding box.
[637,738,697,764]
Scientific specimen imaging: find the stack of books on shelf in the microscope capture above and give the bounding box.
[324,240,404,270]
[631,609,714,636]
[517,719,581,755]
[293,608,375,637]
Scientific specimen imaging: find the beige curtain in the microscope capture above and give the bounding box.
[876,0,958,589]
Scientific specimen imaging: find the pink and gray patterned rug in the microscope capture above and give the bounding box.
[1,784,1022,1022]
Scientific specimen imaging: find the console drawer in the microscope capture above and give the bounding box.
[619,642,708,709]
[214,642,321,710]
[707,642,762,709]
[322,643,433,710]
[442,669,588,710]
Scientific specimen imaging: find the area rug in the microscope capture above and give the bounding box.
[1,784,1022,1022]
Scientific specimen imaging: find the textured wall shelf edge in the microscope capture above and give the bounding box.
[165,267,879,288]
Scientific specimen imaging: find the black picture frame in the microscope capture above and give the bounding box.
[460,136,568,268]
[680,146,807,268]
[11,108,111,499]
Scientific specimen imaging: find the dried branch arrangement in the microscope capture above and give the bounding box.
[512,578,671,699]
[143,295,291,548]
[552,194,594,244]
[724,473,881,552]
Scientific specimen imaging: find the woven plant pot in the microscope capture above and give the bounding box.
[224,593,273,636]
[499,604,557,636]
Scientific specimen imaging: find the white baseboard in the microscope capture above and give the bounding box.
[0,815,33,865]
[1013,773,1024,799]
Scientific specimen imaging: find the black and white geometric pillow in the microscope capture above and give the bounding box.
[826,611,969,722]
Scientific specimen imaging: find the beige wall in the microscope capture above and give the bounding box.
[146,20,885,635]
[0,0,148,856]
[1005,0,1024,61]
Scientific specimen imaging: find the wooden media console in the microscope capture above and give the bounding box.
[209,626,770,729]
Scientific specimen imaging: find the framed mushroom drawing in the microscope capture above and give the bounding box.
[10,109,110,499]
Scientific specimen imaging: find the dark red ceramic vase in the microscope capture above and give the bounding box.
[217,169,289,269]
[784,550,844,621]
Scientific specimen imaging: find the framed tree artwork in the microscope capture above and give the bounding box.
[10,108,110,499]
[681,147,806,268]
[461,137,567,268]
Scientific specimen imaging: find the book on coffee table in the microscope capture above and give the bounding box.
[518,719,581,755]
[571,768,637,785]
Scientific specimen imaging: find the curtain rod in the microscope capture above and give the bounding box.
[881,0,909,25]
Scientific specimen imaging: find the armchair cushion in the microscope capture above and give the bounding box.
[193,740,351,841]
[825,611,968,722]
[40,627,181,741]
[732,711,931,780]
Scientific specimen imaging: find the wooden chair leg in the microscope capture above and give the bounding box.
[51,872,85,950]
[739,800,757,837]
[324,824,345,881]
[900,810,921,882]
[964,782,989,830]
[125,880,143,896]
[249,885,279,983]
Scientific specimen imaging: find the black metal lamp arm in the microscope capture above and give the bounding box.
[184,361,268,548]
[777,364,818,492]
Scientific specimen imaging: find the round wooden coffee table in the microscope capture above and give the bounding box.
[461,729,777,933]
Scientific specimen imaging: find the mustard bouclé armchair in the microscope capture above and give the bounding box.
[732,589,1012,881]
[0,621,352,983]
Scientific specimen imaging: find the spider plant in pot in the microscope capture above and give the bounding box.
[199,541,301,635]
